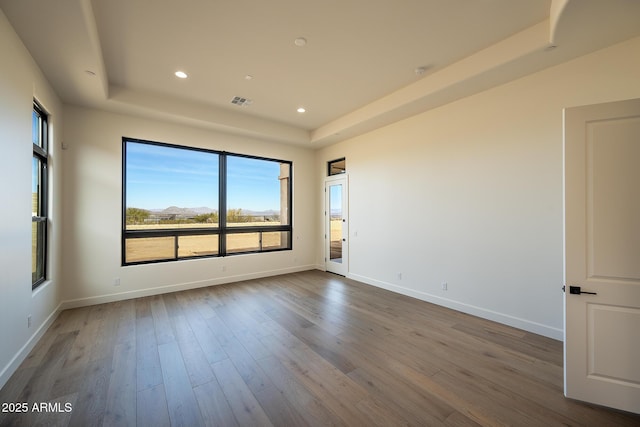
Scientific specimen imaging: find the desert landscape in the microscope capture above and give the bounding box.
[125,222,288,263]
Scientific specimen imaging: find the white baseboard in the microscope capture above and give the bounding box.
[60,264,317,310]
[348,272,563,341]
[0,303,62,390]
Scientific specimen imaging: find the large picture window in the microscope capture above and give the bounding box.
[32,102,48,288]
[122,138,292,265]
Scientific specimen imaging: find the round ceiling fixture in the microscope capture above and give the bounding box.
[175,71,188,79]
[294,37,307,47]
[297,107,306,113]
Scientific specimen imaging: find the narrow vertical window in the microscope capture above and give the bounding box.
[32,102,48,288]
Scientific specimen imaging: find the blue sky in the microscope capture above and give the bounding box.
[330,184,342,210]
[32,158,40,194]
[126,142,283,212]
[227,155,282,211]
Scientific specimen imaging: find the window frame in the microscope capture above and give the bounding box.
[122,138,293,266]
[32,101,48,289]
[327,157,346,176]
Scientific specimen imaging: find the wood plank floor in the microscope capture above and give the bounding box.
[1,270,639,426]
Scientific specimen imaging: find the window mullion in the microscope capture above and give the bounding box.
[219,153,227,256]
[33,146,46,159]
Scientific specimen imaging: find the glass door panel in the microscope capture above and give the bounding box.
[329,184,343,263]
[325,176,348,275]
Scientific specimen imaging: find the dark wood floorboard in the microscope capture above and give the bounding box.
[1,270,639,426]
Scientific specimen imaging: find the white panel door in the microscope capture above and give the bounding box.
[564,97,640,414]
[325,176,348,276]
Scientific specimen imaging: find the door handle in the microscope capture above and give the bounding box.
[563,285,597,295]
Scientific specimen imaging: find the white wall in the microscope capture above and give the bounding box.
[60,106,317,306]
[0,10,63,387]
[317,36,640,340]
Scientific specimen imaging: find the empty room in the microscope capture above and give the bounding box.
[1,0,639,425]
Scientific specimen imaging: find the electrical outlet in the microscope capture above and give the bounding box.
[441,282,448,291]
[397,272,402,280]
[27,315,32,328]
[113,278,121,286]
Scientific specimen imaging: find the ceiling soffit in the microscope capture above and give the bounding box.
[1,0,639,147]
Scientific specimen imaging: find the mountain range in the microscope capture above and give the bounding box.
[149,206,278,216]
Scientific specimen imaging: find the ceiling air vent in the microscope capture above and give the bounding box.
[231,96,253,107]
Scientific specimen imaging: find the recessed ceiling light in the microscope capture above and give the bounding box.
[294,37,307,47]
[297,107,306,113]
[175,71,188,79]
[245,74,253,80]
